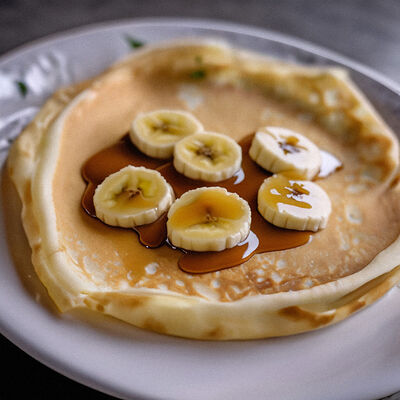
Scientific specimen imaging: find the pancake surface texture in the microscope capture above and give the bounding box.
[7,40,400,339]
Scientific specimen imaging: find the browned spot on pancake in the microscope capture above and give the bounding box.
[120,296,147,309]
[204,326,224,339]
[347,300,366,314]
[24,182,32,204]
[96,304,105,313]
[20,149,32,158]
[83,296,110,311]
[32,243,41,252]
[142,317,167,334]
[279,306,335,328]
[255,279,273,291]
[390,173,400,190]
[83,298,95,308]
[279,278,311,293]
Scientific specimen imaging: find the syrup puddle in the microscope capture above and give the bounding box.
[82,134,341,273]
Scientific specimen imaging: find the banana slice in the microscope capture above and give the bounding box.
[258,174,331,231]
[167,187,251,252]
[93,166,174,228]
[249,127,321,179]
[130,109,203,159]
[173,131,242,182]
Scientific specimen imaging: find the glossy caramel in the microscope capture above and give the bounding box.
[278,135,303,155]
[168,190,245,229]
[82,134,340,274]
[259,174,312,210]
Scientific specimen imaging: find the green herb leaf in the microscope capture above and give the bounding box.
[16,81,28,97]
[190,69,206,80]
[125,36,144,49]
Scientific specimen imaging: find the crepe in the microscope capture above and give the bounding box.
[5,40,400,339]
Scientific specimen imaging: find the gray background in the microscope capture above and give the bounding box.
[1,0,400,83]
[1,0,399,399]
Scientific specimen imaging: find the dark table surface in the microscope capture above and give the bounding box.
[1,1,400,399]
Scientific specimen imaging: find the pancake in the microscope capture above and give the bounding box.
[5,40,400,339]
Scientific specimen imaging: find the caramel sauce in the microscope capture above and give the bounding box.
[168,190,245,229]
[82,134,340,274]
[278,136,303,155]
[260,175,312,210]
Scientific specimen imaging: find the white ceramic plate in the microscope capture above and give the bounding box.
[1,18,400,400]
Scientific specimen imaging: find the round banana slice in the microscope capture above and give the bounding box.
[249,126,322,179]
[173,131,242,182]
[258,174,331,232]
[93,166,174,228]
[130,109,203,159]
[167,187,251,252]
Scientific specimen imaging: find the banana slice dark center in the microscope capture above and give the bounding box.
[196,144,217,160]
[116,186,143,202]
[278,136,305,155]
[204,212,219,224]
[153,121,185,135]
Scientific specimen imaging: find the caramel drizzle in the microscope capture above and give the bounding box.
[81,134,341,274]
